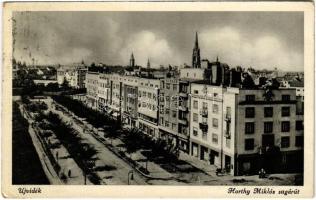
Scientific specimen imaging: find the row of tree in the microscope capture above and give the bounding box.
[54,95,180,165]
[52,95,119,129]
[35,111,101,184]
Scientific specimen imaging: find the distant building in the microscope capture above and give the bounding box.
[57,63,87,89]
[192,32,201,68]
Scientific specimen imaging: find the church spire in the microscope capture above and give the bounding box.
[130,52,135,67]
[192,32,201,68]
[195,31,199,48]
[147,58,150,69]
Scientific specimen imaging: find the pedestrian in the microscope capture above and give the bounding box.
[68,169,72,178]
[259,168,266,178]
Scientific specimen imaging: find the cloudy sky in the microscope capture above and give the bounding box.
[13,11,303,71]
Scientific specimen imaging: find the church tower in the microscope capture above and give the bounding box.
[192,32,201,68]
[130,53,135,67]
[147,58,150,69]
[147,58,151,77]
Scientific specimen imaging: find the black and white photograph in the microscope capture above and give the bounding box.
[2,2,314,198]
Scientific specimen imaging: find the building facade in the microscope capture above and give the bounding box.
[189,83,304,175]
[137,78,160,138]
[57,64,87,89]
[86,69,99,109]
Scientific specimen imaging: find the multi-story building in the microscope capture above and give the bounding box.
[57,63,87,89]
[109,74,123,120]
[189,82,304,175]
[121,76,139,128]
[235,88,303,175]
[159,72,190,153]
[190,84,225,166]
[137,78,160,138]
[98,72,111,112]
[86,67,99,109]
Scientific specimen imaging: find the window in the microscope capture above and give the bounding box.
[213,104,219,113]
[226,138,231,148]
[172,123,177,130]
[160,117,164,125]
[202,132,207,140]
[161,81,165,89]
[165,109,170,114]
[165,121,169,127]
[246,95,255,101]
[172,111,177,118]
[212,133,218,144]
[245,107,255,118]
[212,118,218,128]
[281,137,290,148]
[282,107,290,117]
[264,107,273,117]
[193,100,198,109]
[226,106,231,118]
[245,139,254,150]
[173,84,177,91]
[193,127,198,136]
[148,93,152,99]
[264,122,273,133]
[296,121,304,130]
[194,90,199,94]
[295,136,303,147]
[202,102,208,109]
[166,83,170,89]
[281,121,290,132]
[245,122,255,134]
[193,113,198,122]
[282,95,291,101]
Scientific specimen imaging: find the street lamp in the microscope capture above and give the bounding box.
[127,170,134,185]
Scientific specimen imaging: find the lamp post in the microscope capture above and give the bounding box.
[127,170,134,185]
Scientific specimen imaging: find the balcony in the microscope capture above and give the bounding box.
[199,122,208,132]
[178,105,188,112]
[224,130,231,139]
[179,92,188,98]
[225,114,231,122]
[178,118,188,126]
[200,108,208,117]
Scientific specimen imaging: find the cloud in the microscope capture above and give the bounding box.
[199,27,303,71]
[119,31,182,67]
[14,13,123,65]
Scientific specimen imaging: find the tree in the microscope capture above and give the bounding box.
[263,88,274,101]
[61,77,70,90]
[241,73,255,89]
[46,82,59,92]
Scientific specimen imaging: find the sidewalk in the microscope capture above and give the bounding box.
[58,101,174,180]
[180,152,218,177]
[20,103,92,185]
[47,99,148,185]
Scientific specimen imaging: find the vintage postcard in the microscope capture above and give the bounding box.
[2,1,314,198]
